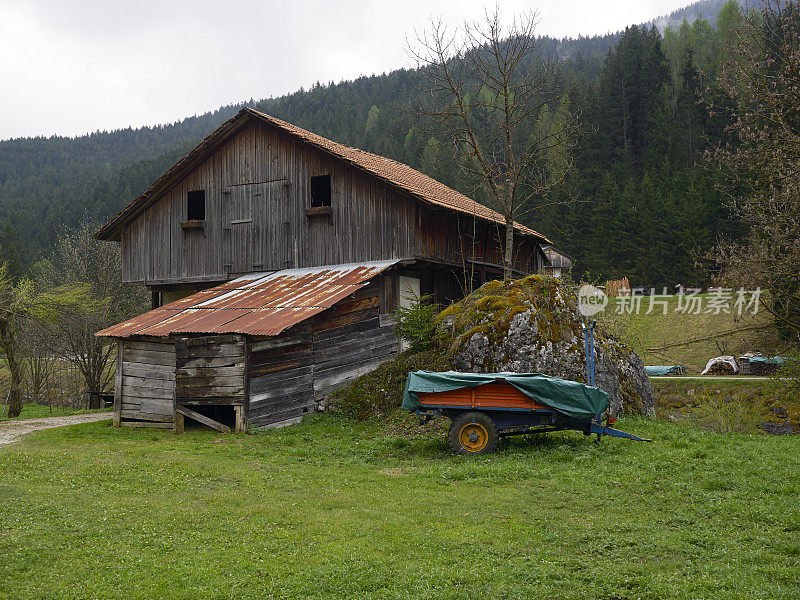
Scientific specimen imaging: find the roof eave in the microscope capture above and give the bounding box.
[242,111,550,244]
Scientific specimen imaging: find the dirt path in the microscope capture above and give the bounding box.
[0,412,111,447]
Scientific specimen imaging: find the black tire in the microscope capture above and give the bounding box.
[448,411,499,455]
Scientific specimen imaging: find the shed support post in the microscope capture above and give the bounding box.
[113,340,122,427]
[174,412,184,434]
[242,336,250,431]
[234,405,245,433]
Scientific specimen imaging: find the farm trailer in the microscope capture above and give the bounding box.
[403,371,651,454]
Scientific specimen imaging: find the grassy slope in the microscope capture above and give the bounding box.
[603,296,782,373]
[650,378,800,431]
[0,416,798,599]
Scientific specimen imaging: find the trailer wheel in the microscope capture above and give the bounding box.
[449,412,498,454]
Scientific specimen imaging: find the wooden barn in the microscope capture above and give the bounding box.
[96,107,550,431]
[542,245,574,279]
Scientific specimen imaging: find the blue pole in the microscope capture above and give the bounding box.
[589,319,601,427]
[583,324,591,385]
[589,321,597,385]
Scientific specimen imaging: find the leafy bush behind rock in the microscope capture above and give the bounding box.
[393,292,439,353]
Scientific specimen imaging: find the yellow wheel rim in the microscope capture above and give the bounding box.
[459,422,488,452]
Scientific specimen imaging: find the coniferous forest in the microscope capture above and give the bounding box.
[0,0,747,289]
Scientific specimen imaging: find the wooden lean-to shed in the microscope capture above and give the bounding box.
[97,261,401,431]
[95,107,551,431]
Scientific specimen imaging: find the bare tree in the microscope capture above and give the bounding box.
[409,7,578,279]
[20,315,58,411]
[0,267,25,418]
[708,0,800,337]
[38,222,149,399]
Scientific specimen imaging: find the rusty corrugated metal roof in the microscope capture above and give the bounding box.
[96,260,398,338]
[95,108,550,244]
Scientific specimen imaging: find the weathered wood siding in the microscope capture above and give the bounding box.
[311,282,398,402]
[175,335,246,405]
[247,280,398,427]
[248,327,314,427]
[413,207,542,275]
[118,338,175,426]
[120,122,416,285]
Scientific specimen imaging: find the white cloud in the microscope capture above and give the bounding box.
[0,0,688,139]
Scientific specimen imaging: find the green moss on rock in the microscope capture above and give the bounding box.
[435,275,585,356]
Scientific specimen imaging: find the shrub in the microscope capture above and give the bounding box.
[689,392,768,434]
[775,352,800,395]
[394,291,439,353]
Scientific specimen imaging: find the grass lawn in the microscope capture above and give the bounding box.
[0,414,798,599]
[602,296,782,373]
[0,404,110,422]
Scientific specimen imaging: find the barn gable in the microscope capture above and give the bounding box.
[96,108,549,290]
[105,120,418,286]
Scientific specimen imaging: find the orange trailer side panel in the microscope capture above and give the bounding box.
[418,382,548,410]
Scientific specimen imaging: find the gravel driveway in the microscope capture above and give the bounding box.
[0,412,112,446]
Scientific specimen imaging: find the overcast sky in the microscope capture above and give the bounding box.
[0,0,690,140]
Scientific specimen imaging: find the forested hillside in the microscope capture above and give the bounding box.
[0,0,745,288]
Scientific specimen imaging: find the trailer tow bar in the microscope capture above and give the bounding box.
[590,422,652,442]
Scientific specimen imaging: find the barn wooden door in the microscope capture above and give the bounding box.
[225,187,254,275]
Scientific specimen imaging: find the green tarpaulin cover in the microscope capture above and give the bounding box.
[748,356,785,364]
[645,365,686,376]
[402,371,609,420]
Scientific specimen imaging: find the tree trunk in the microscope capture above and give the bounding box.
[503,215,515,280]
[0,321,22,418]
[7,355,22,419]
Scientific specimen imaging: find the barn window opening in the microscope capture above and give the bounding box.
[310,175,331,207]
[187,190,206,221]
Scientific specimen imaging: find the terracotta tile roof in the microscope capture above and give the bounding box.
[95,108,549,243]
[96,260,398,338]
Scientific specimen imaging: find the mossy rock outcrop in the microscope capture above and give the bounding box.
[435,275,654,417]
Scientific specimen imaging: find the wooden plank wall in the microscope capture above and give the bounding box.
[175,335,246,406]
[416,267,470,306]
[311,282,398,402]
[119,338,175,427]
[246,280,398,428]
[119,118,544,287]
[121,121,416,285]
[247,327,314,427]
